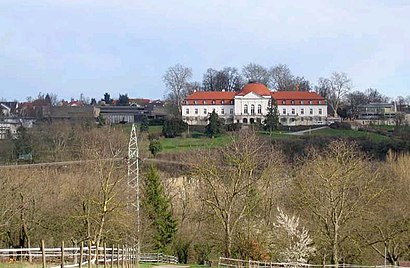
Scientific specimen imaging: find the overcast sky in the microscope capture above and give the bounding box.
[0,0,409,102]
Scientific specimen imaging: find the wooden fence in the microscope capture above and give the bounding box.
[0,241,178,268]
[218,257,405,268]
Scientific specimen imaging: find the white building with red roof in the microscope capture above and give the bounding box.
[182,82,327,126]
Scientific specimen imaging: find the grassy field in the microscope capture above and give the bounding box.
[160,134,231,153]
[116,124,396,154]
[308,128,391,142]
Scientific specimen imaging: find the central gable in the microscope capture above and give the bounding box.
[236,91,270,99]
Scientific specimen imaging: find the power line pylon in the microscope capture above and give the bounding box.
[128,123,140,268]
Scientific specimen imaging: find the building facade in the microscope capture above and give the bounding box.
[182,82,328,126]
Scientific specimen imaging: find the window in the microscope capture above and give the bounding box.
[194,100,197,104]
[301,100,304,104]
[309,100,313,104]
[282,108,286,114]
[291,100,295,104]
[212,100,216,104]
[301,108,304,115]
[204,108,207,114]
[310,108,313,115]
[291,108,295,115]
[230,100,234,104]
[221,100,224,104]
[282,100,286,104]
[195,108,198,114]
[213,108,216,113]
[257,104,262,114]
[319,108,322,115]
[230,108,233,114]
[244,104,248,114]
[221,109,225,115]
[268,100,271,106]
[203,100,206,104]
[185,108,189,115]
[251,104,255,115]
[319,101,322,104]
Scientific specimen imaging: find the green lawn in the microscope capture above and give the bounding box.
[309,128,390,142]
[160,135,231,153]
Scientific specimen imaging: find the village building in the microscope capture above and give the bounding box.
[182,82,328,126]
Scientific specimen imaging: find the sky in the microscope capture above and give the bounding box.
[0,0,409,102]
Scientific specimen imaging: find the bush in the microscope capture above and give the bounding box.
[148,132,161,141]
[149,140,162,156]
[162,118,188,138]
[329,122,352,130]
[226,123,242,132]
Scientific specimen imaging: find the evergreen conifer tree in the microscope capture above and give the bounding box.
[143,165,177,253]
[264,99,280,132]
[140,116,149,132]
[205,110,222,138]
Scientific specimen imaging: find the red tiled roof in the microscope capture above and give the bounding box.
[271,91,324,100]
[186,91,236,100]
[184,91,235,105]
[237,83,271,96]
[271,91,326,105]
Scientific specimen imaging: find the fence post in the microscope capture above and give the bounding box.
[61,241,65,268]
[121,245,125,268]
[116,244,120,268]
[96,242,99,268]
[111,244,114,268]
[88,241,92,268]
[41,240,46,268]
[79,242,84,268]
[104,243,107,268]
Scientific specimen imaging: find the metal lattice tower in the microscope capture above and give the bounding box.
[128,123,140,267]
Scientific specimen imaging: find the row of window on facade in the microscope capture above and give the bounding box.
[241,104,323,116]
[280,107,323,116]
[280,100,324,105]
[187,100,234,105]
[185,107,234,115]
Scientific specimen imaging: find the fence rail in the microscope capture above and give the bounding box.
[0,241,178,268]
[218,257,406,268]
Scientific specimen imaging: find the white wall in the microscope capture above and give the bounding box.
[182,104,234,125]
[234,94,271,116]
[277,105,327,117]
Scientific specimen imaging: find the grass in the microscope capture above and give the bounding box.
[0,263,41,268]
[309,128,391,142]
[160,134,231,153]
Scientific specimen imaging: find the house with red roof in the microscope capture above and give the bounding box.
[182,82,328,126]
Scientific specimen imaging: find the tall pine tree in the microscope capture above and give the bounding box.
[264,99,280,132]
[205,110,222,138]
[143,165,177,253]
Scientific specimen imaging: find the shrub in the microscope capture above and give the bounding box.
[329,122,352,130]
[162,118,188,138]
[149,140,162,156]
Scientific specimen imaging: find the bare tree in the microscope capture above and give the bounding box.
[316,72,352,117]
[202,68,219,91]
[293,141,383,265]
[163,64,193,115]
[242,63,271,86]
[270,64,295,91]
[203,67,243,92]
[192,132,278,257]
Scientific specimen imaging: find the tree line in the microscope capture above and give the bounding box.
[163,63,410,119]
[1,124,410,265]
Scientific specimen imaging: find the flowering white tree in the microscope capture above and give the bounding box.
[271,207,315,263]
